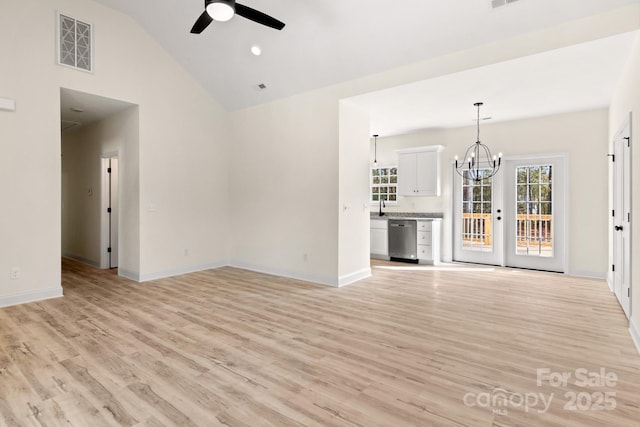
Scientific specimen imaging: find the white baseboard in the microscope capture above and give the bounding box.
[630,317,640,356]
[567,270,607,280]
[338,268,371,287]
[62,253,101,268]
[606,271,614,292]
[138,261,228,282]
[0,287,63,308]
[118,268,140,282]
[228,260,339,287]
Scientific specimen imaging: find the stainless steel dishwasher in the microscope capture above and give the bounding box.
[388,219,418,262]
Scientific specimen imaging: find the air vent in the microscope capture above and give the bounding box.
[61,120,81,131]
[492,0,521,8]
[57,13,93,72]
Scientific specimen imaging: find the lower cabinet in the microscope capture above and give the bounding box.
[370,219,388,258]
[417,220,441,264]
[370,218,440,263]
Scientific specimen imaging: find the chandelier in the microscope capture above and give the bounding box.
[454,102,502,182]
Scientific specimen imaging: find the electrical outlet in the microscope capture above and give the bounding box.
[10,267,20,280]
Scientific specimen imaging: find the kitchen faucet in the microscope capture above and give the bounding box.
[379,198,386,216]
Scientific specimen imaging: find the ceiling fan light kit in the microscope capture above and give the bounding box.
[191,0,285,34]
[206,0,235,22]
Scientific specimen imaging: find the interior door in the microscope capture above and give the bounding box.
[109,157,119,269]
[612,120,631,318]
[503,156,566,272]
[453,165,503,265]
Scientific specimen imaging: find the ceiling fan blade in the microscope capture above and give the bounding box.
[235,3,285,30]
[191,10,213,34]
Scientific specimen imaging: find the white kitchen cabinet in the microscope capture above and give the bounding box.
[417,220,441,264]
[397,146,444,196]
[370,219,389,259]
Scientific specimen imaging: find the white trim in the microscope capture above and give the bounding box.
[338,268,372,287]
[229,260,339,287]
[607,271,614,292]
[0,287,63,308]
[395,145,445,154]
[139,261,228,282]
[100,154,119,270]
[62,253,100,268]
[118,268,140,282]
[502,152,569,161]
[567,270,607,280]
[630,317,640,355]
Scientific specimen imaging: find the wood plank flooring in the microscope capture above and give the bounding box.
[0,258,639,426]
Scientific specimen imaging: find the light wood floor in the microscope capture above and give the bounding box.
[0,259,639,426]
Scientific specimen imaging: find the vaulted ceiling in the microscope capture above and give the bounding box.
[93,0,639,114]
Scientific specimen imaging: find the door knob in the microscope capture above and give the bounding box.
[615,225,623,231]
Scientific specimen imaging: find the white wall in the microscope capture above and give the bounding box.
[0,0,228,306]
[370,109,610,277]
[61,106,139,270]
[609,31,640,351]
[338,101,371,285]
[228,89,341,285]
[227,5,638,286]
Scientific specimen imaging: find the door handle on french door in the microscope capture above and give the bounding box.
[615,225,623,231]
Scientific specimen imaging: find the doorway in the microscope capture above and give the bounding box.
[611,116,632,318]
[453,154,567,272]
[60,87,137,272]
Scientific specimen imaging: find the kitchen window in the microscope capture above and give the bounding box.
[371,166,398,203]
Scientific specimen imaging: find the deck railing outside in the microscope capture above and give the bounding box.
[462,213,553,252]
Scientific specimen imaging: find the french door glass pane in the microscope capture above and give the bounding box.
[462,169,493,252]
[515,165,553,257]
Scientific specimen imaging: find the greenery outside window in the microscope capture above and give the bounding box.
[371,166,398,203]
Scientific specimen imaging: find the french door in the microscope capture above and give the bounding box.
[503,156,566,272]
[452,164,504,265]
[453,155,566,272]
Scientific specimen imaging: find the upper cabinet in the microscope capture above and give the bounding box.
[397,145,444,197]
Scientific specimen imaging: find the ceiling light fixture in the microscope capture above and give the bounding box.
[206,0,235,22]
[373,134,379,166]
[454,102,502,182]
[251,45,262,56]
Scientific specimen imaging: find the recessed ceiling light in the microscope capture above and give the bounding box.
[70,107,84,113]
[251,45,262,56]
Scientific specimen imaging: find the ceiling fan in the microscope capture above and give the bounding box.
[191,0,286,33]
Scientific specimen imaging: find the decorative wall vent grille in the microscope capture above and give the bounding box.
[57,13,92,72]
[491,0,521,9]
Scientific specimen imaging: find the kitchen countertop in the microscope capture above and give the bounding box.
[370,212,443,220]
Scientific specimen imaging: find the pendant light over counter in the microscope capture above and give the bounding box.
[372,134,379,166]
